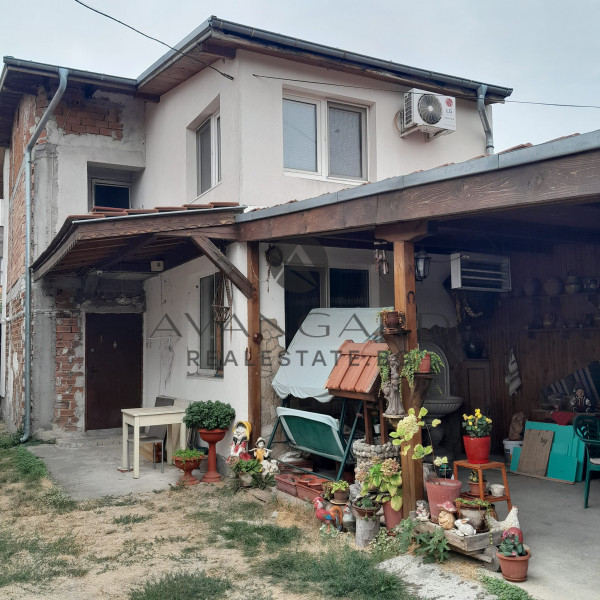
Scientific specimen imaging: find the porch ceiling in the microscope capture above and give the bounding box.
[31,205,254,296]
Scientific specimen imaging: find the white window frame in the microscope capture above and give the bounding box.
[196,112,221,196]
[90,178,131,210]
[283,94,368,182]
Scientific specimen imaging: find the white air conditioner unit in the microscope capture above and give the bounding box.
[399,89,456,139]
[450,252,511,292]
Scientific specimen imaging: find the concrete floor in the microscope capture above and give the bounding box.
[27,444,600,600]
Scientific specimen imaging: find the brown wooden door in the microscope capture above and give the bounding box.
[85,313,142,430]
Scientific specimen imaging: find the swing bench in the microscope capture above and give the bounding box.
[267,404,360,481]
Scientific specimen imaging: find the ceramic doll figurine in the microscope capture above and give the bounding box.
[415,499,430,522]
[571,384,593,413]
[250,437,272,462]
[230,420,251,457]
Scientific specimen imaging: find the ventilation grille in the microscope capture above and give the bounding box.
[418,94,443,124]
[450,252,511,292]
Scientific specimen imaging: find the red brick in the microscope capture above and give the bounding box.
[66,115,81,124]
[114,130,123,140]
[99,128,112,136]
[85,126,100,134]
[56,325,72,333]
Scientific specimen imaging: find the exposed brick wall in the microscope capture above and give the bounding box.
[7,95,36,290]
[6,294,25,428]
[49,87,124,140]
[54,292,84,431]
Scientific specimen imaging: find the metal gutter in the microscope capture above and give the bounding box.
[236,129,600,223]
[137,16,512,102]
[22,67,69,442]
[3,57,136,89]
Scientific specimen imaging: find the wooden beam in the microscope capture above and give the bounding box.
[376,221,429,242]
[247,242,261,446]
[185,234,255,299]
[392,241,424,517]
[99,234,156,269]
[237,150,600,242]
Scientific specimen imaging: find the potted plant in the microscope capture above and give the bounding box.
[172,448,204,486]
[400,348,444,394]
[183,400,236,483]
[454,497,491,531]
[462,408,492,464]
[389,407,460,522]
[376,307,405,331]
[496,529,531,582]
[227,453,262,487]
[330,479,350,502]
[468,469,486,495]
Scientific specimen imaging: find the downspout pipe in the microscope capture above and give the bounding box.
[477,84,494,155]
[21,67,68,442]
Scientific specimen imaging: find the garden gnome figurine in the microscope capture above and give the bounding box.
[230,420,251,458]
[415,499,430,522]
[437,501,457,530]
[382,353,405,418]
[571,384,593,412]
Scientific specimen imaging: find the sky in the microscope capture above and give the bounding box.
[1,0,600,152]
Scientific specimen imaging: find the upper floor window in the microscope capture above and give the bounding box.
[197,113,221,195]
[92,180,130,210]
[283,97,367,180]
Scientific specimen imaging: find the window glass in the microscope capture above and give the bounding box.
[93,183,130,209]
[328,106,363,178]
[216,115,221,184]
[199,275,216,370]
[197,120,212,195]
[329,268,369,308]
[283,99,317,172]
[284,268,321,347]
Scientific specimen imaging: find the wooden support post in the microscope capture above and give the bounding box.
[247,242,261,447]
[392,240,424,518]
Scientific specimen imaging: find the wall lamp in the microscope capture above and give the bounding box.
[415,249,431,281]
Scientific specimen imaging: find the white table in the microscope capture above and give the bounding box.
[121,406,186,479]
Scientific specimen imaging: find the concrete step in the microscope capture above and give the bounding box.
[55,429,123,448]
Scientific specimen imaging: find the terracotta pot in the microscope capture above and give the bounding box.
[425,478,462,522]
[468,481,483,496]
[463,436,491,464]
[497,550,531,582]
[382,501,403,531]
[456,502,488,532]
[173,457,202,486]
[419,353,431,373]
[381,310,400,328]
[351,503,380,520]
[198,428,228,483]
[333,489,350,503]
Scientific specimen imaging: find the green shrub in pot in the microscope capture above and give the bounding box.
[183,400,235,431]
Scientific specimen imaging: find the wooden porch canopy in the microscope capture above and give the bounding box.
[32,205,255,298]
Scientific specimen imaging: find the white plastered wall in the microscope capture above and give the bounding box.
[143,243,249,455]
[140,50,491,210]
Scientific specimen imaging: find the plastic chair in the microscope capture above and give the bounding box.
[573,415,600,508]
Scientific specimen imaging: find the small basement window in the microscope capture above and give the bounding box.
[92,180,130,210]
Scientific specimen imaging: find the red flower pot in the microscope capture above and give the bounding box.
[497,549,531,582]
[382,501,403,531]
[173,457,202,486]
[425,478,463,522]
[419,353,431,373]
[198,428,228,483]
[463,435,491,464]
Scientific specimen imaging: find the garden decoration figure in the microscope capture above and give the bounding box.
[230,420,251,458]
[415,499,430,522]
[250,437,271,462]
[571,384,593,413]
[313,496,342,534]
[342,503,356,533]
[260,458,279,475]
[380,351,404,418]
[437,501,457,530]
[454,518,476,536]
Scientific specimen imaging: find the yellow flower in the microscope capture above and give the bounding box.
[486,418,492,423]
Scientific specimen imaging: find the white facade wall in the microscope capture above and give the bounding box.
[143,245,249,455]
[140,50,490,210]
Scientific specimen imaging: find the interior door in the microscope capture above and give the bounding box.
[85,313,142,430]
